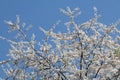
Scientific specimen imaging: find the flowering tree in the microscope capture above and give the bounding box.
[0,7,120,80]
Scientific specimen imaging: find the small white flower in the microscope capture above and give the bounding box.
[4,20,19,30]
[52,55,58,63]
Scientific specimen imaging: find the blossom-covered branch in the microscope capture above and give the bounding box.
[0,7,120,80]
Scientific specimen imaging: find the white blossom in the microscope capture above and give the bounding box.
[0,7,120,80]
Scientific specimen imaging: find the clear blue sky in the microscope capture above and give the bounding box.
[0,0,120,78]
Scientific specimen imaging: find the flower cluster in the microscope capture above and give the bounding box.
[0,7,120,80]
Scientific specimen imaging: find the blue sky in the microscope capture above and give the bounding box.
[0,0,120,78]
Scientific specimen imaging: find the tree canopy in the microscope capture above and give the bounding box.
[0,7,120,80]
